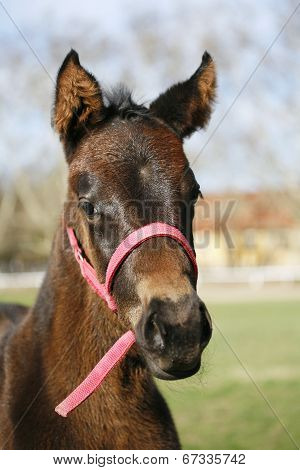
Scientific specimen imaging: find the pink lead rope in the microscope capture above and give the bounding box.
[55,330,136,417]
[55,222,198,417]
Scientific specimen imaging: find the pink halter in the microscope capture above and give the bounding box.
[55,222,197,417]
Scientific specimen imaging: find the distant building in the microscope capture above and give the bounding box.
[193,192,300,267]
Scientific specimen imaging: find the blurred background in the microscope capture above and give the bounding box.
[0,0,299,449]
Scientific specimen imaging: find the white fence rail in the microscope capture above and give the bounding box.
[0,266,300,289]
[198,265,300,285]
[0,271,44,289]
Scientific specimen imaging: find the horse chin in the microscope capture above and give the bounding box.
[145,355,201,381]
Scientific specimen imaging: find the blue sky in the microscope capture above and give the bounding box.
[0,0,299,193]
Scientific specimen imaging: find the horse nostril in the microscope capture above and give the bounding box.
[144,311,166,352]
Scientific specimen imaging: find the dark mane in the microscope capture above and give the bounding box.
[103,85,150,120]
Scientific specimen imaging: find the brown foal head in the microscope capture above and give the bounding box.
[53,49,216,380]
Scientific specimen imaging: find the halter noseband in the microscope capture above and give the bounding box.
[55,222,197,417]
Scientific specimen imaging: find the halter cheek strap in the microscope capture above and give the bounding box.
[55,222,197,417]
[66,226,117,311]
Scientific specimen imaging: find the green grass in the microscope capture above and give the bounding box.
[1,289,299,449]
[0,289,37,307]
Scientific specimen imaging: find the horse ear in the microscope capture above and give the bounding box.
[52,49,104,155]
[149,52,216,139]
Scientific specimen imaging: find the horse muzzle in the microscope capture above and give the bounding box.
[135,292,212,380]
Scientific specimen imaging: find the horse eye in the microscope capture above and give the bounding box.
[79,200,97,218]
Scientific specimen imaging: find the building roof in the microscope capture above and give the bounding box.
[194,191,299,232]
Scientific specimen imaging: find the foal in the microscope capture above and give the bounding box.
[0,50,216,449]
